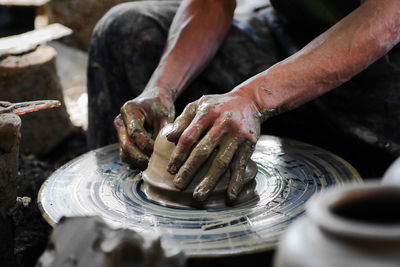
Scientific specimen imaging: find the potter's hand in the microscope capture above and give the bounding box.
[114,93,175,170]
[166,92,262,201]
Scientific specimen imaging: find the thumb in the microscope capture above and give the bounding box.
[153,116,172,140]
[153,104,175,139]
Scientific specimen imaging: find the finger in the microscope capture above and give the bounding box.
[173,125,227,190]
[119,148,149,170]
[114,115,149,169]
[120,105,154,155]
[167,111,212,174]
[227,140,256,201]
[166,102,197,143]
[193,137,240,201]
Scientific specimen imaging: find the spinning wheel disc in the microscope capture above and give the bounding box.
[38,136,360,257]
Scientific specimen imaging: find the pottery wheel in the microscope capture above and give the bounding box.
[38,135,360,257]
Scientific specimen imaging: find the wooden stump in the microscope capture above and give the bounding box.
[45,0,132,50]
[0,45,73,155]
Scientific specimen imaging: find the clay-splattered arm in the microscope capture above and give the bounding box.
[233,0,400,119]
[115,0,236,170]
[144,0,236,103]
[166,0,400,201]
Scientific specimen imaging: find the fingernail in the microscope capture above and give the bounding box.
[193,187,208,202]
[228,187,238,201]
[173,177,185,190]
[165,130,173,138]
[167,163,178,174]
[165,125,176,136]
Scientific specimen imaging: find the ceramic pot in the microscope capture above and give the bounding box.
[141,124,258,208]
[274,181,400,267]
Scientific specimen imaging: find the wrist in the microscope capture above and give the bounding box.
[230,77,283,123]
[140,85,175,107]
[231,83,279,123]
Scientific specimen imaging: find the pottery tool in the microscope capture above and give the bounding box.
[38,136,361,257]
[0,100,61,115]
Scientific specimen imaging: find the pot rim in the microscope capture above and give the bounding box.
[307,181,400,240]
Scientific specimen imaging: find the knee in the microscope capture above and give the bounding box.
[90,2,164,56]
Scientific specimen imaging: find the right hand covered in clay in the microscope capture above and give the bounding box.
[165,92,264,202]
[114,92,175,170]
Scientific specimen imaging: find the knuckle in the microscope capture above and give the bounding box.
[171,147,185,160]
[246,141,256,152]
[195,152,208,163]
[129,120,142,132]
[198,105,211,116]
[181,166,195,178]
[181,102,197,117]
[113,117,122,127]
[187,101,198,110]
[198,95,210,103]
[179,135,196,147]
[180,128,200,146]
[215,157,230,170]
[121,101,133,111]
[238,160,247,170]
[220,112,233,126]
[224,111,233,119]
[237,129,258,144]
[194,145,212,160]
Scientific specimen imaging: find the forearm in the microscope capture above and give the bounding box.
[235,0,400,119]
[143,0,236,104]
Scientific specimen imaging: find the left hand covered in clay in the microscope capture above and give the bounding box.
[165,92,262,201]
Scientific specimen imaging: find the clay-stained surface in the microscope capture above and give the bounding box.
[36,216,185,267]
[38,136,361,257]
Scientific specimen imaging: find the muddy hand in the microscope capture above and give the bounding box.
[166,93,261,201]
[114,94,174,170]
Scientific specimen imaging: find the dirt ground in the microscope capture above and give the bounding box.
[12,128,87,267]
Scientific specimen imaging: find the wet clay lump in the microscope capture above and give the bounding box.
[141,124,258,208]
